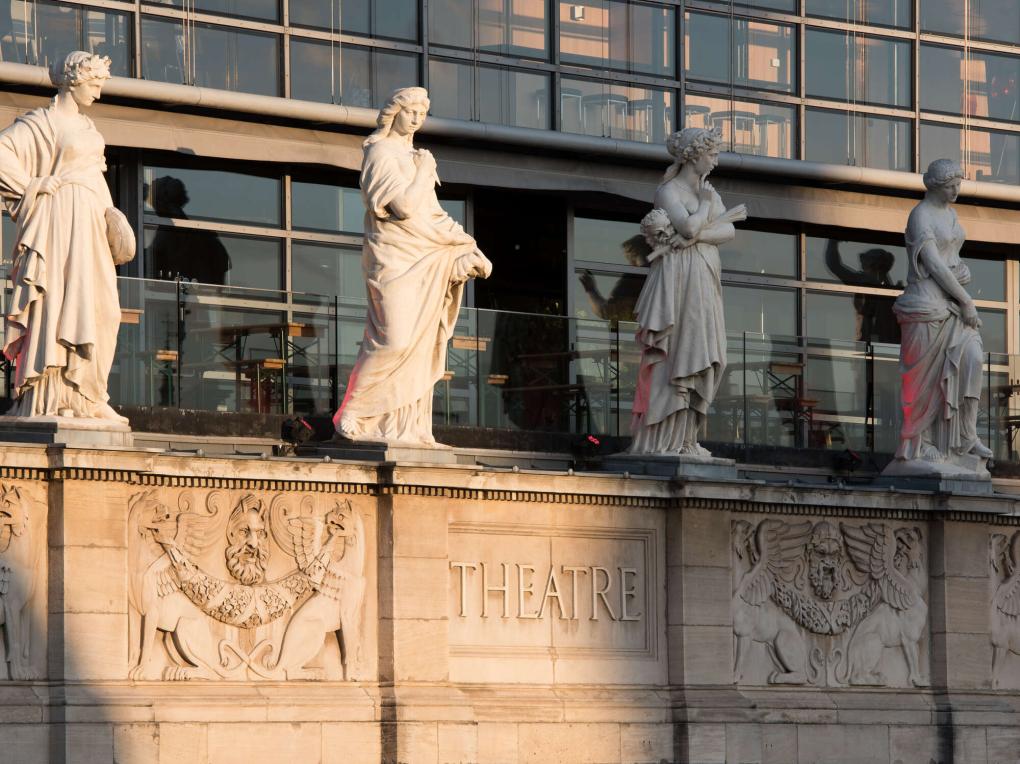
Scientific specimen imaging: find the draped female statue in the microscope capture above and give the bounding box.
[334,87,491,446]
[886,158,991,476]
[629,128,746,456]
[1,51,133,421]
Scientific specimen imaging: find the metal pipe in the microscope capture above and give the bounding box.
[1,61,1016,204]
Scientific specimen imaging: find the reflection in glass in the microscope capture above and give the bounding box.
[963,257,1006,301]
[920,45,964,115]
[560,76,671,143]
[292,242,363,301]
[980,308,1007,354]
[559,0,674,77]
[429,59,550,129]
[430,0,548,57]
[970,128,1020,184]
[686,13,795,94]
[719,229,797,278]
[141,16,280,95]
[289,0,418,40]
[145,180,231,284]
[0,1,132,76]
[685,93,795,159]
[806,255,901,345]
[1,212,14,270]
[291,40,418,108]
[144,0,278,21]
[805,108,912,172]
[969,51,1020,124]
[143,165,281,226]
[920,122,964,176]
[806,0,911,28]
[806,236,907,288]
[723,284,797,337]
[292,181,364,233]
[969,1,1020,45]
[574,269,646,321]
[574,216,645,266]
[921,0,965,36]
[806,29,911,108]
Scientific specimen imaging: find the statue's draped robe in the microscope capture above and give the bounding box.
[629,185,728,453]
[893,206,982,459]
[0,106,120,416]
[335,139,483,444]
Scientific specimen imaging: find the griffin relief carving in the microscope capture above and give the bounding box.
[128,489,367,681]
[991,530,1020,689]
[731,518,927,688]
[0,484,44,680]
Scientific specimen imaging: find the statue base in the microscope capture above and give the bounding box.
[603,451,738,480]
[298,436,459,465]
[878,453,992,495]
[0,415,133,447]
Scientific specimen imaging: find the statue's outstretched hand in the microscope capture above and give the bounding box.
[37,176,61,195]
[961,302,982,329]
[451,250,492,283]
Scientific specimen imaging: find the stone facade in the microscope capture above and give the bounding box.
[0,443,1018,763]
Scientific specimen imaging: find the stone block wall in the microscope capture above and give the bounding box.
[0,444,1019,762]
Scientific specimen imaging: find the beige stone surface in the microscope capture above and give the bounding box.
[683,508,730,568]
[953,726,988,764]
[388,499,449,559]
[683,625,733,685]
[157,723,208,764]
[65,723,114,764]
[620,723,673,763]
[686,723,725,764]
[682,565,731,626]
[322,723,383,764]
[477,722,519,764]
[385,617,449,682]
[382,556,450,620]
[760,724,797,764]
[113,723,159,763]
[207,722,322,764]
[518,723,620,763]
[931,520,991,578]
[438,722,479,764]
[0,723,50,764]
[942,576,993,634]
[59,612,129,680]
[796,724,890,764]
[725,723,763,763]
[386,721,439,763]
[58,545,127,614]
[888,725,951,764]
[941,632,993,689]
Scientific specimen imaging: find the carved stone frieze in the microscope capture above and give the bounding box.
[0,483,44,680]
[991,530,1020,689]
[732,518,928,688]
[127,489,367,681]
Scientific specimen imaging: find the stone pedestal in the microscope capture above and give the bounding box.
[0,415,133,447]
[603,451,738,480]
[298,436,458,465]
[880,453,993,495]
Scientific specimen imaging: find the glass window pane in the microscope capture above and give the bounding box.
[560,76,672,143]
[964,257,1006,301]
[144,227,281,289]
[292,181,365,234]
[431,0,547,56]
[560,0,674,77]
[979,308,1007,354]
[289,0,417,40]
[807,29,911,108]
[439,199,467,225]
[734,19,795,94]
[31,1,77,72]
[721,229,797,278]
[144,165,282,226]
[573,269,645,321]
[217,235,282,290]
[141,16,186,86]
[290,38,338,103]
[921,0,965,37]
[192,23,279,96]
[969,51,1020,123]
[429,0,473,48]
[806,236,907,289]
[292,242,363,300]
[685,94,796,159]
[807,0,911,28]
[970,0,1020,46]
[723,285,798,337]
[805,108,912,172]
[340,45,419,109]
[144,0,278,22]
[920,44,964,115]
[574,216,648,267]
[477,65,552,130]
[84,10,133,77]
[428,59,473,121]
[685,11,730,85]
[920,122,964,174]
[969,128,1020,185]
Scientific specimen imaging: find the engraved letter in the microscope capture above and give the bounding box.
[562,566,588,620]
[517,563,539,619]
[482,562,511,618]
[538,566,565,619]
[590,566,617,621]
[450,562,477,617]
[619,567,641,621]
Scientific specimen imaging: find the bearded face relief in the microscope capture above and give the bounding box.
[225,496,270,586]
[807,521,845,601]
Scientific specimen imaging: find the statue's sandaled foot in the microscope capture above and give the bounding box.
[969,440,993,459]
[679,442,711,457]
[92,401,129,425]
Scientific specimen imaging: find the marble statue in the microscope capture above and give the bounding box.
[885,159,991,478]
[1,51,133,422]
[334,87,491,447]
[629,128,746,456]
